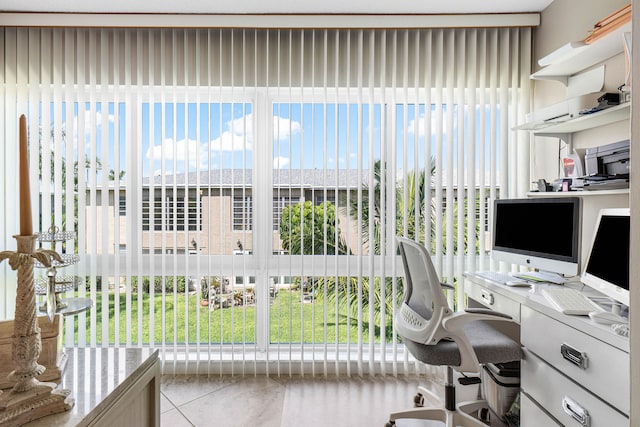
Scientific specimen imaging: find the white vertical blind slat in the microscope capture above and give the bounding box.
[518,29,532,197]
[477,29,488,271]
[216,28,224,376]
[63,28,77,345]
[124,29,134,348]
[253,28,261,377]
[194,28,202,372]
[100,29,110,346]
[489,28,499,271]
[87,29,98,346]
[182,28,190,371]
[455,30,466,309]
[241,28,248,374]
[204,28,213,376]
[171,29,179,367]
[444,30,455,305]
[52,30,63,246]
[499,29,510,199]
[466,30,478,277]
[434,30,444,277]
[159,29,168,368]
[135,29,144,348]
[74,29,88,347]
[145,29,154,353]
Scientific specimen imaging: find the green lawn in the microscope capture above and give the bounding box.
[71,289,371,345]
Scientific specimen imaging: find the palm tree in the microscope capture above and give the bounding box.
[330,159,437,338]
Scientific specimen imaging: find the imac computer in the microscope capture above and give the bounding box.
[492,197,582,277]
[581,208,630,308]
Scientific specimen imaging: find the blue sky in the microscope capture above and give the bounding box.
[48,101,500,181]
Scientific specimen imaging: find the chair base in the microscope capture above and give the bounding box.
[386,385,491,427]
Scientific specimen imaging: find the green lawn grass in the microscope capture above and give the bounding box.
[72,289,370,345]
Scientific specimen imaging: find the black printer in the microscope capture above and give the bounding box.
[584,139,630,178]
[581,139,630,190]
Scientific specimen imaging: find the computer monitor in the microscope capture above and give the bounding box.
[581,208,630,307]
[492,197,582,276]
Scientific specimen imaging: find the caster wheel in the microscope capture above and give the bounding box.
[385,421,396,427]
[413,392,425,407]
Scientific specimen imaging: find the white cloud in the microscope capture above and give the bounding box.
[210,129,252,152]
[273,115,301,140]
[146,138,202,167]
[407,111,455,138]
[273,156,290,169]
[207,113,301,153]
[213,113,254,151]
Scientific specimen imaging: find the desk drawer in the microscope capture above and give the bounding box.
[521,306,629,415]
[522,349,628,427]
[464,281,520,322]
[521,392,561,427]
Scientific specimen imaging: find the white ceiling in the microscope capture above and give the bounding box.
[0,0,554,15]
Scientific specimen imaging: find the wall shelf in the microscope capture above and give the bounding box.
[530,102,630,136]
[531,21,631,83]
[527,189,629,197]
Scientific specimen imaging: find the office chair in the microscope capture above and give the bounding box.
[386,237,522,427]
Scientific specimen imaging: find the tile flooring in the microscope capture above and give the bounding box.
[160,374,452,426]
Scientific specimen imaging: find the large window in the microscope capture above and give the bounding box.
[1,26,531,376]
[142,196,202,231]
[273,195,297,231]
[233,196,253,231]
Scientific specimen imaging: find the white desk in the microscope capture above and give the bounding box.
[464,274,629,427]
[25,348,160,427]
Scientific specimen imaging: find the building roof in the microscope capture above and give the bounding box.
[142,169,366,189]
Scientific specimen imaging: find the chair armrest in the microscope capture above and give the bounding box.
[464,307,512,319]
[440,282,455,291]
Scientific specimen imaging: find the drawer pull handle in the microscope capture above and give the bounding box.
[561,343,588,369]
[562,396,590,427]
[480,290,494,306]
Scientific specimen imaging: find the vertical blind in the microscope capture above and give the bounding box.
[0,26,531,375]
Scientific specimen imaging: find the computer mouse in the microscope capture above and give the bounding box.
[588,311,628,325]
[505,280,531,287]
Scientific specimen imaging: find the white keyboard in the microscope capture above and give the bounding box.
[542,288,602,315]
[475,271,513,284]
[513,271,567,285]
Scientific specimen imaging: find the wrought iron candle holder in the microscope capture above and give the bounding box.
[35,226,91,317]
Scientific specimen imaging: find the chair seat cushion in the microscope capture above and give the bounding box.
[402,320,522,367]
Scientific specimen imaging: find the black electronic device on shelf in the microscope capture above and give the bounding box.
[584,139,630,178]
